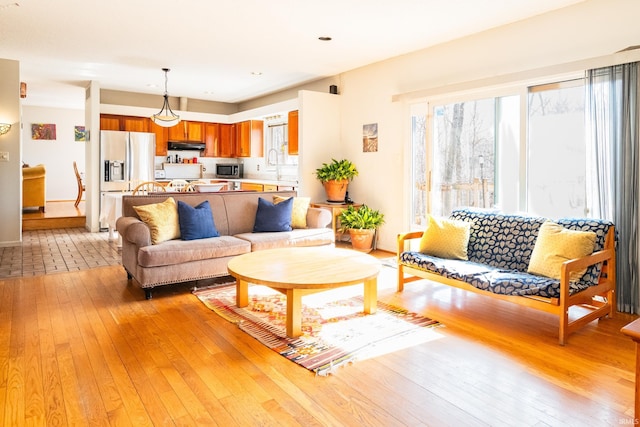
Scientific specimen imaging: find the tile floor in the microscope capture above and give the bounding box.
[0,228,121,278]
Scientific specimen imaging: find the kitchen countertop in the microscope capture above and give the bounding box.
[210,178,299,187]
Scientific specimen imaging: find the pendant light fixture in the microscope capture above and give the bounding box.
[151,68,180,127]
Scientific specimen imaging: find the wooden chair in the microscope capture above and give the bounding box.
[132,181,167,195]
[73,161,85,207]
[165,179,189,192]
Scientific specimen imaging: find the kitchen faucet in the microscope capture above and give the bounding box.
[267,148,281,181]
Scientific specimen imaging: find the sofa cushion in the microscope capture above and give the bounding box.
[137,235,251,268]
[133,197,180,244]
[527,222,596,281]
[177,200,220,240]
[419,215,470,260]
[253,196,293,232]
[273,195,310,229]
[234,228,335,251]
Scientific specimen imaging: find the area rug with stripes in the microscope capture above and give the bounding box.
[193,282,441,376]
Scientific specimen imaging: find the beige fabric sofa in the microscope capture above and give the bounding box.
[116,191,334,299]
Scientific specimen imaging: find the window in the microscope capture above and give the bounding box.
[410,77,586,224]
[527,81,586,218]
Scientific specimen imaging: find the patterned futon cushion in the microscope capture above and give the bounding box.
[450,208,546,272]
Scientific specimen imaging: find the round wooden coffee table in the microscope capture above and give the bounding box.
[227,246,381,337]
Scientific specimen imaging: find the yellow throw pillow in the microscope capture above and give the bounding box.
[527,222,596,281]
[419,215,471,260]
[273,196,310,229]
[133,197,181,244]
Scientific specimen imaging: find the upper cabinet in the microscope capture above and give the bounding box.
[218,124,234,158]
[203,123,235,157]
[168,120,204,142]
[203,122,219,157]
[100,114,149,132]
[287,110,299,155]
[122,116,149,132]
[100,115,121,131]
[149,120,169,156]
[235,120,263,157]
[99,115,263,158]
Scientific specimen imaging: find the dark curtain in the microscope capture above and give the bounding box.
[586,62,639,314]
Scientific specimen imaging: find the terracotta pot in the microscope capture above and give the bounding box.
[348,228,376,253]
[323,179,349,202]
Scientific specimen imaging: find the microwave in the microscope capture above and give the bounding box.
[216,163,243,178]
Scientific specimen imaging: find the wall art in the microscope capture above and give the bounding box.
[31,123,56,140]
[363,123,378,152]
[74,126,86,142]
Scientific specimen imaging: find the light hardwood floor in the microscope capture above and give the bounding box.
[0,258,637,426]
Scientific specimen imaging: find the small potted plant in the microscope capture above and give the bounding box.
[315,158,358,202]
[338,204,385,253]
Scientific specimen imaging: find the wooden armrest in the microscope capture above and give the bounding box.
[397,231,424,257]
[559,248,614,297]
[562,248,613,274]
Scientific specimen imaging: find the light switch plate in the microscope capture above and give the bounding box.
[0,152,8,162]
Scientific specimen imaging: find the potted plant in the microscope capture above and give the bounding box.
[315,158,358,202]
[338,204,385,253]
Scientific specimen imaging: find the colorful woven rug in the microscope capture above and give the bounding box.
[193,282,442,375]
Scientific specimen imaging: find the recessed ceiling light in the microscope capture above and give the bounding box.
[318,36,332,41]
[251,71,262,76]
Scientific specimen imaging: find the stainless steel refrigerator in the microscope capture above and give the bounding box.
[100,130,156,228]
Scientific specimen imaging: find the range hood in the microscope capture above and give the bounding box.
[168,141,206,151]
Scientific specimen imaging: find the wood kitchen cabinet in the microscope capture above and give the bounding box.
[100,115,121,131]
[240,182,264,192]
[203,122,219,157]
[219,124,234,157]
[149,119,169,156]
[122,116,149,132]
[287,110,299,155]
[99,114,149,132]
[168,120,204,142]
[203,123,235,157]
[235,120,263,157]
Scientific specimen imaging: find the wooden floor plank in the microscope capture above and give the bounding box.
[0,278,15,424]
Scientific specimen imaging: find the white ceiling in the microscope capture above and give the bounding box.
[0,0,583,109]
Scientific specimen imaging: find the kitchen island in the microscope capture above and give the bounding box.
[208,178,298,192]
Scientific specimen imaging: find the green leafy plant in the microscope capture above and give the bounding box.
[338,204,385,231]
[315,158,358,183]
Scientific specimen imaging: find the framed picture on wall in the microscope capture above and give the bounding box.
[74,126,86,142]
[31,123,56,140]
[363,123,378,152]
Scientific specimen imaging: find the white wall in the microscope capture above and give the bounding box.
[22,106,85,201]
[0,59,21,246]
[298,90,342,201]
[335,0,640,252]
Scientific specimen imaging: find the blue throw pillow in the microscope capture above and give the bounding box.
[253,196,293,232]
[177,200,220,240]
